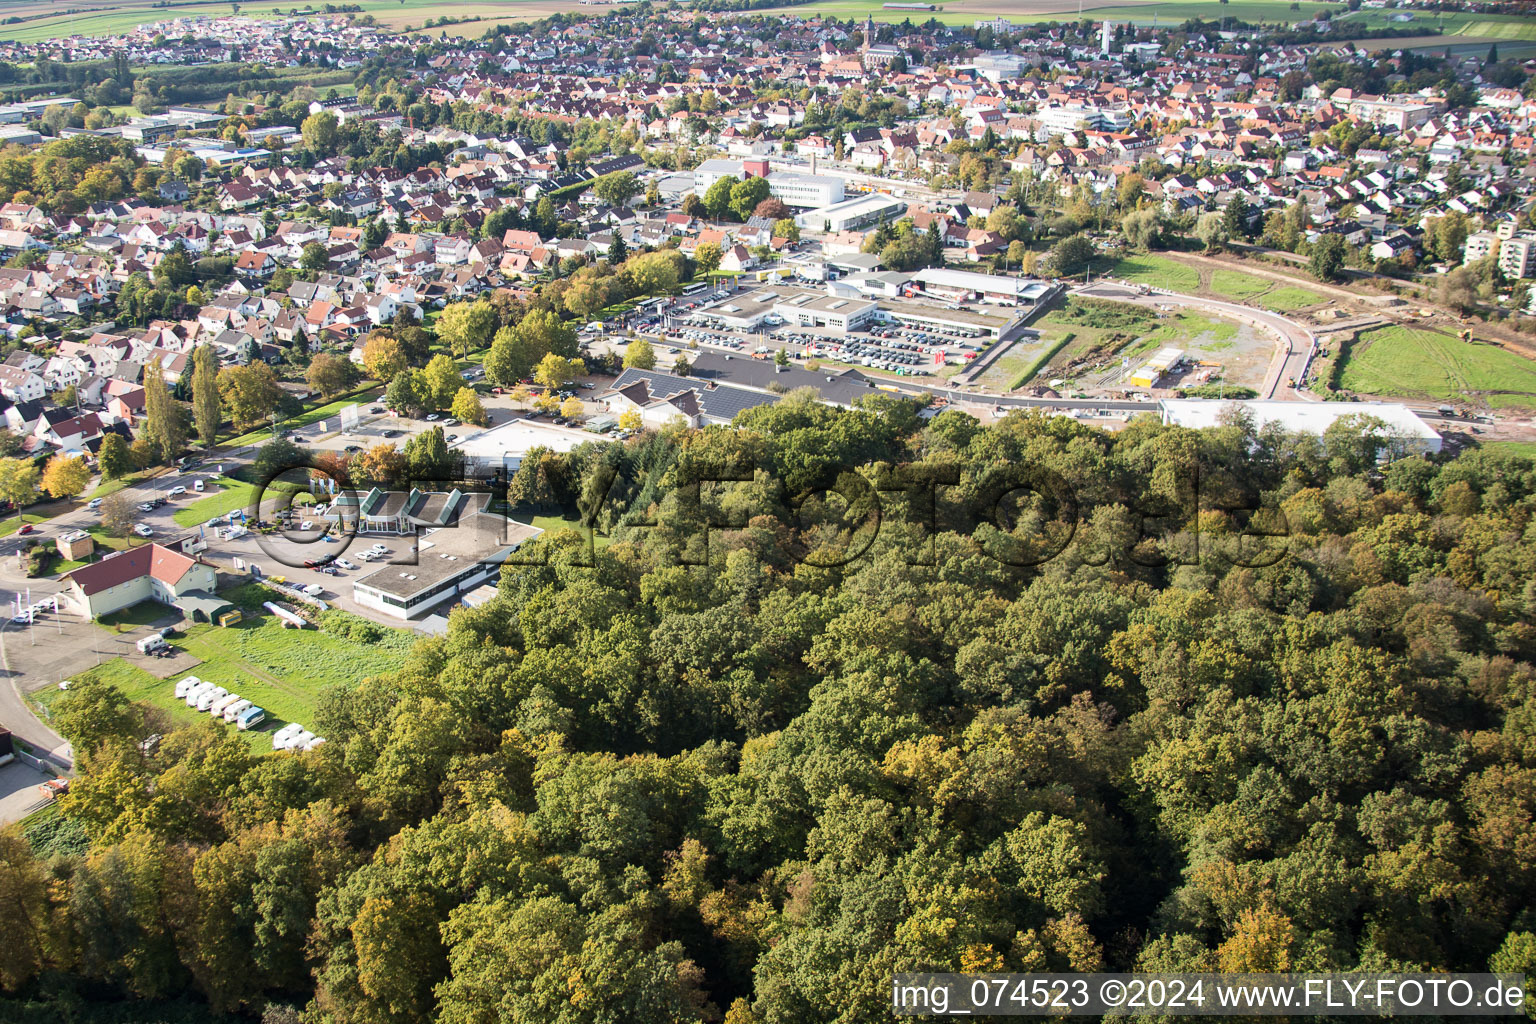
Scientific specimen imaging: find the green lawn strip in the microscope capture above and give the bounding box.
[172,478,262,527]
[222,390,385,448]
[1003,332,1076,390]
[1097,254,1201,294]
[1479,441,1536,458]
[529,514,611,550]
[0,514,49,539]
[90,467,168,499]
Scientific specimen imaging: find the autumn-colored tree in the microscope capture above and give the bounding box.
[41,454,90,500]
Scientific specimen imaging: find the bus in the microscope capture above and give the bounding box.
[682,281,710,296]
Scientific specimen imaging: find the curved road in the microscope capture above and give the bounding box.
[1074,282,1316,400]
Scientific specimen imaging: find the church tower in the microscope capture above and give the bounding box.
[863,13,875,56]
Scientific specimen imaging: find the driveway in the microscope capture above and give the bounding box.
[0,760,53,825]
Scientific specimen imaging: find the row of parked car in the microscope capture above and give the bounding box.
[174,675,267,732]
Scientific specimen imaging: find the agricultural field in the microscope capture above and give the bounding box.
[755,0,1342,26]
[36,585,414,750]
[0,0,590,42]
[1337,325,1536,410]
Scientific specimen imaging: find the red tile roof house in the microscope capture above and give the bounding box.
[60,544,217,619]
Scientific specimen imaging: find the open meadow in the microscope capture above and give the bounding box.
[1338,325,1536,411]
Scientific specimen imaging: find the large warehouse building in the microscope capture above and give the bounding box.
[1159,400,1442,455]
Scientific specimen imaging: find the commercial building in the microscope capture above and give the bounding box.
[59,543,218,619]
[450,418,593,478]
[909,268,1060,307]
[795,193,906,233]
[322,487,491,535]
[601,367,779,426]
[351,512,541,620]
[1159,399,1441,455]
[765,171,844,208]
[1128,347,1185,388]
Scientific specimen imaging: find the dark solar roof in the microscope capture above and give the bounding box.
[609,368,779,423]
[684,352,879,408]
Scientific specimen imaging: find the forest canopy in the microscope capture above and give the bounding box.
[5,399,1536,1023]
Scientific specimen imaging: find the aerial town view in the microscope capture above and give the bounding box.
[0,0,1529,1019]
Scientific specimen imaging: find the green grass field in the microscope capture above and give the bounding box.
[1208,269,1271,303]
[1480,441,1536,459]
[755,0,1343,26]
[0,514,49,539]
[1260,285,1325,312]
[1339,326,1536,409]
[1097,253,1202,294]
[39,585,414,750]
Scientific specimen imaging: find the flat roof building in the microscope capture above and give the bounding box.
[351,512,540,620]
[766,171,845,208]
[1158,399,1441,455]
[910,268,1059,307]
[795,193,907,233]
[451,417,593,478]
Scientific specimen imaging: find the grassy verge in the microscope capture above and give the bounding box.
[1006,333,1075,390]
[0,514,49,539]
[1261,285,1325,311]
[222,389,385,448]
[1208,269,1271,302]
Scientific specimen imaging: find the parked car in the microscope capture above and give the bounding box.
[133,524,154,538]
[167,486,187,497]
[344,445,363,454]
[303,556,335,568]
[302,583,325,597]
[425,413,440,422]
[17,524,33,535]
[335,559,357,570]
[87,498,102,510]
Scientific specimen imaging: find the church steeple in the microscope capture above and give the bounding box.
[863,12,875,53]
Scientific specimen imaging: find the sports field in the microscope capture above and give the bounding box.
[1338,325,1536,410]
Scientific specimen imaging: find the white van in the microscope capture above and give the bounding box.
[195,686,228,712]
[185,681,214,707]
[222,699,252,723]
[173,676,202,699]
[193,479,205,492]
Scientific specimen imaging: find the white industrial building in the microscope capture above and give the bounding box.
[796,193,906,233]
[351,512,540,620]
[1158,400,1442,455]
[765,171,845,208]
[450,417,592,477]
[910,267,1059,307]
